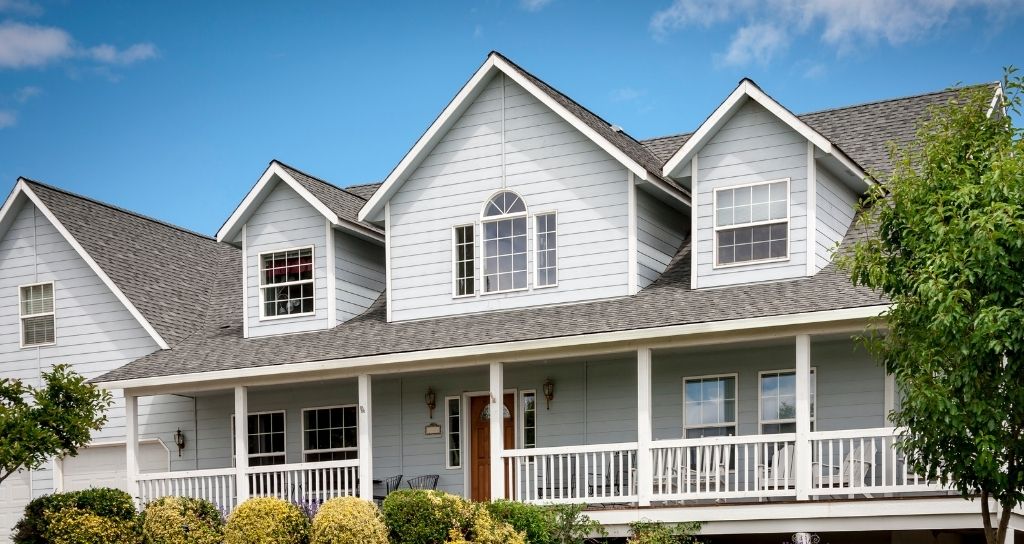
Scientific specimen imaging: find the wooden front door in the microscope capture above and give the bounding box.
[470,393,515,501]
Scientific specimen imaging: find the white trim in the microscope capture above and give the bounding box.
[241,224,249,338]
[233,385,249,502]
[636,347,653,506]
[627,172,638,295]
[231,409,288,465]
[445,395,462,469]
[480,191,530,295]
[519,389,536,449]
[384,201,392,322]
[489,362,505,500]
[884,372,896,428]
[18,280,56,349]
[987,82,1005,118]
[16,181,170,350]
[300,404,358,461]
[532,210,558,290]
[125,394,139,501]
[806,141,817,277]
[105,304,890,391]
[711,178,791,269]
[257,245,317,321]
[451,223,476,299]
[662,80,869,186]
[682,373,738,437]
[690,155,699,290]
[325,219,337,328]
[359,54,664,223]
[757,367,816,432]
[357,374,373,500]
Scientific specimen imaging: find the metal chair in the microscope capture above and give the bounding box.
[373,474,402,504]
[406,474,439,490]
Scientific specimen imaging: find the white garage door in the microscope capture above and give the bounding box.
[0,470,31,542]
[62,442,169,493]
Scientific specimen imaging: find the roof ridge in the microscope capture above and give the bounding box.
[345,181,382,190]
[271,159,370,202]
[19,177,216,241]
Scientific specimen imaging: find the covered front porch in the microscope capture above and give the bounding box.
[121,333,947,515]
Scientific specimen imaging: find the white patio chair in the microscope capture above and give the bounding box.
[757,443,796,490]
[815,442,876,497]
[652,444,731,497]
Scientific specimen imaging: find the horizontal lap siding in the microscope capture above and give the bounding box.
[695,100,808,288]
[245,183,328,336]
[815,167,858,272]
[389,73,630,321]
[335,232,385,323]
[635,190,687,289]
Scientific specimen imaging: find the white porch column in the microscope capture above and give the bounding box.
[489,362,505,500]
[125,394,140,502]
[233,385,250,504]
[358,374,374,500]
[637,347,653,507]
[795,334,812,501]
[883,372,896,428]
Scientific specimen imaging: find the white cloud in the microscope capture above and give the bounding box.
[650,0,1018,65]
[83,43,157,65]
[0,110,16,129]
[520,0,553,12]
[14,85,40,102]
[0,0,43,17]
[610,87,646,102]
[0,21,72,68]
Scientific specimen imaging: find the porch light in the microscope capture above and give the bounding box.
[425,387,437,419]
[543,379,554,409]
[174,428,186,457]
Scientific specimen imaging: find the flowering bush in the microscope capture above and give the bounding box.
[141,496,222,544]
[223,497,309,544]
[309,496,387,544]
[43,507,141,544]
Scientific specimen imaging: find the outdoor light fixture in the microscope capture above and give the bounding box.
[425,387,437,419]
[174,428,186,457]
[543,379,555,409]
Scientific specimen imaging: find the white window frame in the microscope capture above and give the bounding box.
[230,410,287,466]
[532,211,558,289]
[480,190,530,295]
[682,373,738,437]
[712,178,791,269]
[257,245,316,320]
[451,224,476,299]
[301,404,359,462]
[445,396,462,469]
[18,281,55,349]
[757,368,817,434]
[521,390,537,449]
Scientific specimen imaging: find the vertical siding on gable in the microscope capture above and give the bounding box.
[814,166,858,272]
[635,189,687,289]
[245,182,329,337]
[335,231,385,323]
[695,100,808,288]
[388,73,630,321]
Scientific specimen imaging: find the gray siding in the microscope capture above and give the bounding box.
[334,231,385,323]
[694,100,808,288]
[388,73,630,321]
[245,183,329,337]
[814,166,858,272]
[635,189,687,289]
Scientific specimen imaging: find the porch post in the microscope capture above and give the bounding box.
[795,334,812,501]
[358,374,374,500]
[125,393,140,502]
[234,385,250,504]
[637,347,653,507]
[489,362,505,500]
[883,373,896,428]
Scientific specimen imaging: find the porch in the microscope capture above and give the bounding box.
[122,334,948,515]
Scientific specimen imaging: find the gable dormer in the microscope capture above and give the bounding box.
[662,80,869,289]
[218,162,384,338]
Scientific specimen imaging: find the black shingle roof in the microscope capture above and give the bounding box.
[273,161,383,236]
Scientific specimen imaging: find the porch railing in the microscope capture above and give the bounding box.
[502,442,639,504]
[809,428,937,496]
[137,467,238,513]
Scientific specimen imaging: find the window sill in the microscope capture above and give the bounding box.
[481,286,530,296]
[712,256,790,270]
[20,341,56,350]
[258,311,317,322]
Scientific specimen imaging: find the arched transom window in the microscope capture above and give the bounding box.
[482,191,528,292]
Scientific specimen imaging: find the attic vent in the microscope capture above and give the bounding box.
[610,124,624,133]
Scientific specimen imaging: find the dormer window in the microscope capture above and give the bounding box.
[20,282,55,348]
[260,247,315,318]
[482,191,527,293]
[714,179,789,267]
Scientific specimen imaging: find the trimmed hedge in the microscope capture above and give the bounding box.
[381,490,524,544]
[141,496,223,544]
[223,497,309,544]
[13,487,138,544]
[310,496,387,544]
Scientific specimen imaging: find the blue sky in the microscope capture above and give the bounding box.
[0,0,1020,234]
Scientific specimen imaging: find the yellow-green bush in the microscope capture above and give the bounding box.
[462,504,525,544]
[381,490,524,544]
[44,506,142,544]
[141,496,223,544]
[223,497,309,544]
[309,496,387,544]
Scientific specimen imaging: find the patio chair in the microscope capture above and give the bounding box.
[406,474,439,490]
[537,455,576,500]
[373,474,402,505]
[757,443,796,490]
[814,442,876,497]
[653,444,732,496]
[586,452,629,499]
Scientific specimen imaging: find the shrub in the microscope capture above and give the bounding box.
[13,487,138,544]
[485,500,555,544]
[547,504,606,544]
[223,497,309,544]
[309,496,387,544]
[382,490,471,544]
[141,496,223,544]
[43,507,141,544]
[627,520,701,544]
[461,504,525,544]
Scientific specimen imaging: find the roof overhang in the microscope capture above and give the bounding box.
[0,179,170,349]
[662,79,872,191]
[359,53,665,223]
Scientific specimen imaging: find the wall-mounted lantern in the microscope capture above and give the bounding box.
[174,428,186,457]
[543,379,555,410]
[425,387,437,419]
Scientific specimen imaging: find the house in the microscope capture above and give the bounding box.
[0,51,1015,543]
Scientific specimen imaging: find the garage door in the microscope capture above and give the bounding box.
[62,442,169,493]
[0,470,31,542]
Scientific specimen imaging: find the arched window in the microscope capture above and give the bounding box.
[482,191,528,292]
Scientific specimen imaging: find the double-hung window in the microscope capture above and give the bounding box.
[482,191,527,293]
[759,369,816,434]
[683,375,737,438]
[260,247,314,318]
[714,179,789,266]
[534,214,557,288]
[19,282,55,347]
[232,411,286,466]
[453,225,475,297]
[302,405,358,462]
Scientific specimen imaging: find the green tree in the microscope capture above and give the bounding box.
[0,364,112,485]
[837,69,1023,544]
